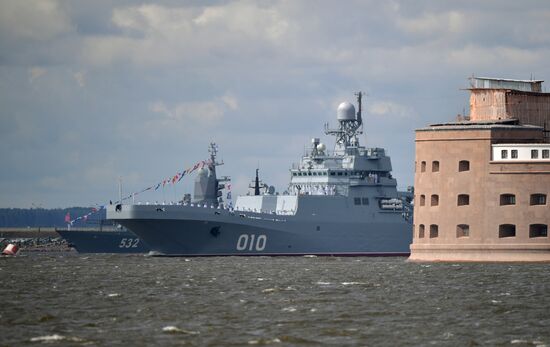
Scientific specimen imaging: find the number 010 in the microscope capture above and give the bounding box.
[236,234,267,251]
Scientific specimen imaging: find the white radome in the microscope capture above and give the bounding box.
[337,102,356,121]
[197,167,208,176]
[317,143,326,152]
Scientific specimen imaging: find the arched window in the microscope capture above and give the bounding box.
[429,225,438,238]
[432,161,440,172]
[419,195,426,206]
[530,194,547,206]
[500,194,516,206]
[457,194,470,206]
[458,160,470,172]
[456,224,470,238]
[529,224,548,238]
[421,161,426,172]
[499,224,516,238]
[418,224,425,238]
[431,194,439,206]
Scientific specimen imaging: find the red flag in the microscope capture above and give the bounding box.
[64,212,71,223]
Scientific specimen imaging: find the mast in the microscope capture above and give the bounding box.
[254,168,260,196]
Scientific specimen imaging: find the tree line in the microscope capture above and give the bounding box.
[0,208,107,228]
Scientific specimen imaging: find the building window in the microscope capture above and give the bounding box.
[511,150,518,159]
[419,224,425,238]
[431,194,439,206]
[420,195,426,206]
[354,197,361,205]
[499,224,516,238]
[457,194,470,206]
[501,150,508,159]
[531,149,539,159]
[429,224,438,238]
[456,224,470,238]
[530,194,547,205]
[529,224,548,238]
[421,161,426,172]
[543,149,549,159]
[458,160,470,172]
[432,161,440,172]
[362,197,369,205]
[500,194,516,206]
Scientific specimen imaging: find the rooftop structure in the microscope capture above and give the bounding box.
[467,76,550,141]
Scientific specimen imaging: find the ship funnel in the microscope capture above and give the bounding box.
[337,102,356,122]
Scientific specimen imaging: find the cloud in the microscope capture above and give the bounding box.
[0,0,72,41]
[368,100,416,120]
[73,70,86,87]
[397,10,465,37]
[81,2,292,67]
[148,94,238,135]
[28,67,47,83]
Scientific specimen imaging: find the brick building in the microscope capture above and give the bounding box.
[409,77,550,262]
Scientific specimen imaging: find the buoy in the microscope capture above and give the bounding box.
[2,243,19,256]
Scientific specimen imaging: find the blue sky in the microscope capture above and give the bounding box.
[1,0,550,208]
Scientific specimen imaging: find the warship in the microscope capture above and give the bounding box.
[56,222,150,254]
[107,93,413,256]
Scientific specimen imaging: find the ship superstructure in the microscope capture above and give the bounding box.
[107,93,412,256]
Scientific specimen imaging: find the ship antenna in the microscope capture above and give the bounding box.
[254,168,260,196]
[355,91,363,126]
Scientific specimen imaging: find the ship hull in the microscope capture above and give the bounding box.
[108,204,412,256]
[56,229,150,253]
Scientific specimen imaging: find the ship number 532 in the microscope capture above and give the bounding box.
[119,238,140,248]
[236,234,267,251]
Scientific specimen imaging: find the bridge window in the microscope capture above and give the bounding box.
[431,194,439,206]
[500,194,516,206]
[362,197,369,205]
[354,197,361,205]
[429,225,439,238]
[543,149,549,159]
[529,224,548,238]
[501,150,508,159]
[458,160,470,172]
[337,172,342,176]
[511,150,518,159]
[418,224,425,238]
[457,194,470,206]
[419,195,426,206]
[499,224,516,238]
[330,172,335,176]
[421,161,426,172]
[432,161,440,172]
[456,224,470,238]
[531,149,539,159]
[530,194,547,205]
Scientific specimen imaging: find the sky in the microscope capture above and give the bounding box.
[1,0,550,208]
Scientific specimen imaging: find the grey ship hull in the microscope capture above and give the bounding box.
[108,199,412,256]
[57,229,149,253]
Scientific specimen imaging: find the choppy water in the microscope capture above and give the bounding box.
[1,254,549,346]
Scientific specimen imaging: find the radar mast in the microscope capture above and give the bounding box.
[324,91,364,151]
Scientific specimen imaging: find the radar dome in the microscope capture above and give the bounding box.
[316,143,326,152]
[197,167,208,176]
[337,102,356,121]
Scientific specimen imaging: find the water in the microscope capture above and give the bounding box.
[1,254,549,346]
